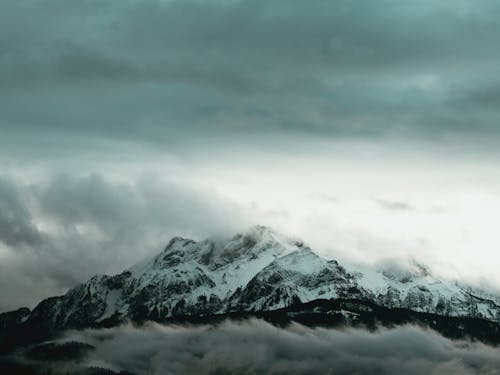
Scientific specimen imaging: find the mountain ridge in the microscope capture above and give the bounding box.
[2,225,500,350]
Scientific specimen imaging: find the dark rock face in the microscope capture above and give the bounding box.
[0,307,30,331]
[2,226,500,351]
[25,341,94,362]
[0,341,136,375]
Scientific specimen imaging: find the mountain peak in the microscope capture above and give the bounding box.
[199,225,302,268]
[217,225,284,245]
[238,225,305,248]
[129,226,299,277]
[5,225,500,347]
[162,236,196,253]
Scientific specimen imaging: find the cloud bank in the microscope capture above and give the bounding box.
[67,320,500,375]
[0,174,251,311]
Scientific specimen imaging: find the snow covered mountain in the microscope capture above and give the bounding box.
[2,225,500,348]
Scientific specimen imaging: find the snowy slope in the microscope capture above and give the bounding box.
[11,226,500,331]
[346,260,500,320]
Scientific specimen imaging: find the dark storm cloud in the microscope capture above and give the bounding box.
[1,0,500,158]
[0,178,42,247]
[0,174,250,312]
[67,320,500,375]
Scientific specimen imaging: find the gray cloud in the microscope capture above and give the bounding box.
[67,320,500,375]
[0,174,251,312]
[0,178,42,248]
[1,0,500,161]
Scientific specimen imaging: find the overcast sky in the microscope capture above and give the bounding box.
[2,0,500,311]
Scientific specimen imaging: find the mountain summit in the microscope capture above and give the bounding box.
[2,225,500,349]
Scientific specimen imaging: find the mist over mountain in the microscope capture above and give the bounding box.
[2,226,500,374]
[3,0,500,373]
[2,227,500,374]
[48,321,500,375]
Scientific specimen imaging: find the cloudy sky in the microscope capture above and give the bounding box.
[1,0,500,311]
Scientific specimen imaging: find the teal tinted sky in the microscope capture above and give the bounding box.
[1,0,500,311]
